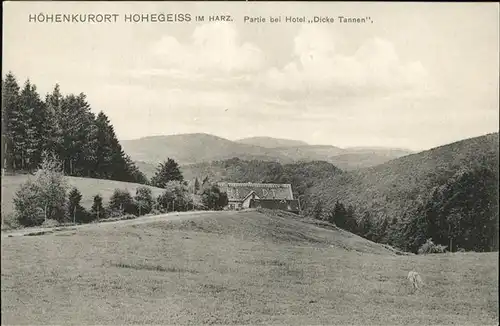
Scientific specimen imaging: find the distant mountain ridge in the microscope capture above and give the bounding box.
[235,136,309,148]
[121,133,413,171]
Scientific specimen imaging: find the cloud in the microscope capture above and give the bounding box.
[148,22,264,76]
[257,25,431,99]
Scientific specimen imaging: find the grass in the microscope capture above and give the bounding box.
[1,210,498,325]
[111,262,199,274]
[1,175,165,226]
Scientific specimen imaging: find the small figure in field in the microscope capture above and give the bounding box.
[407,271,424,292]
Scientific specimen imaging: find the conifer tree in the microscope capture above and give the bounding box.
[67,187,86,224]
[91,194,105,221]
[151,158,184,188]
[45,84,64,160]
[20,82,47,171]
[1,72,21,173]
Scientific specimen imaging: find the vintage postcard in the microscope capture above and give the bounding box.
[2,1,499,325]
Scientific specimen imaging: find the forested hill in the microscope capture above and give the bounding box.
[307,132,499,253]
[181,158,343,207]
[1,72,147,184]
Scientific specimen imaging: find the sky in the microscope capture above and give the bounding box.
[3,2,499,151]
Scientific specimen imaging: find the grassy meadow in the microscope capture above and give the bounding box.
[1,210,497,325]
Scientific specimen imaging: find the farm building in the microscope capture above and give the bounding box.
[217,182,298,213]
[249,199,300,214]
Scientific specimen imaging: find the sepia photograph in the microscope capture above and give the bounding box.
[1,1,499,325]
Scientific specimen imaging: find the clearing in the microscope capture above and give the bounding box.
[1,209,498,325]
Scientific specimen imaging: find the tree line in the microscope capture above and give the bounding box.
[12,153,228,228]
[314,165,499,253]
[1,72,147,184]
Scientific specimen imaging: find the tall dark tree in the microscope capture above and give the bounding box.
[345,205,358,233]
[329,201,347,228]
[358,211,374,241]
[1,72,21,173]
[19,81,48,171]
[123,153,148,184]
[58,93,95,176]
[151,158,184,188]
[44,84,64,160]
[91,194,105,221]
[10,79,37,171]
[90,111,137,182]
[67,187,89,224]
[2,73,150,184]
[374,218,389,243]
[92,112,115,179]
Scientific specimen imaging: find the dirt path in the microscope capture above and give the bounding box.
[1,210,228,238]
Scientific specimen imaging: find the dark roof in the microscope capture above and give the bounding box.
[249,199,300,212]
[218,182,294,201]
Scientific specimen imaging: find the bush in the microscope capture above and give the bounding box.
[33,152,68,223]
[418,238,448,254]
[13,179,45,227]
[2,213,21,230]
[135,186,153,216]
[201,184,228,210]
[41,219,60,228]
[156,181,193,212]
[150,209,163,215]
[108,189,137,216]
[120,214,137,220]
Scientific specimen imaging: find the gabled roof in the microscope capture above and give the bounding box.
[241,191,260,202]
[217,182,294,201]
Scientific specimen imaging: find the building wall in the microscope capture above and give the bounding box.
[228,201,242,210]
[242,196,252,209]
[249,199,300,214]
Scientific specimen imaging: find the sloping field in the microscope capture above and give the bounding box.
[1,210,498,325]
[1,175,165,219]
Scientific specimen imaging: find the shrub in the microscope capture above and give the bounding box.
[108,189,137,216]
[13,153,69,226]
[34,152,68,223]
[150,209,163,215]
[156,181,193,212]
[41,219,60,228]
[120,214,137,220]
[201,184,228,210]
[135,186,153,216]
[2,213,21,230]
[418,238,448,254]
[13,179,44,227]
